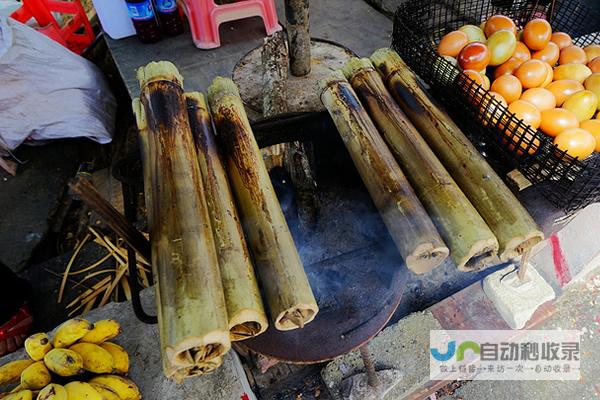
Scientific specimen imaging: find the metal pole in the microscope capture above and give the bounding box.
[359,344,381,388]
[285,0,311,76]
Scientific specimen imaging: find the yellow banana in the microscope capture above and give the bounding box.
[88,375,141,400]
[2,390,32,400]
[69,343,114,374]
[20,362,51,390]
[0,360,34,386]
[52,318,93,348]
[64,382,102,400]
[99,343,129,375]
[24,334,52,362]
[36,384,68,400]
[79,320,121,344]
[43,348,84,377]
[89,384,120,400]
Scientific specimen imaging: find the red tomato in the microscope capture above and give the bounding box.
[458,42,491,71]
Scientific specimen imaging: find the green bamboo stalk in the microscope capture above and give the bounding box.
[343,58,499,271]
[207,77,318,331]
[135,62,230,380]
[185,92,268,341]
[371,49,543,261]
[319,70,449,274]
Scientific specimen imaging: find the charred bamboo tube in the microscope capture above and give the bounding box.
[207,77,318,331]
[185,92,268,341]
[285,0,311,77]
[343,58,499,271]
[135,62,230,380]
[319,71,449,274]
[371,49,544,261]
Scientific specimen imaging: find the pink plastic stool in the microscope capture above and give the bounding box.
[180,0,282,49]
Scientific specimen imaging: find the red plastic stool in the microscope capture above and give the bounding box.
[180,0,281,49]
[11,0,95,55]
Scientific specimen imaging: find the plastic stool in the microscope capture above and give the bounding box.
[180,0,281,49]
[11,0,95,54]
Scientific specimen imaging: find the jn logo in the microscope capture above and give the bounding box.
[431,341,480,361]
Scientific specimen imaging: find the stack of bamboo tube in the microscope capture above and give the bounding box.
[319,49,543,274]
[133,61,317,381]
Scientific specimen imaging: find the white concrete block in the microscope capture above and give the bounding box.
[483,264,555,329]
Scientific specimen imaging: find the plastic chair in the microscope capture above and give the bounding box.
[180,0,281,49]
[11,0,95,55]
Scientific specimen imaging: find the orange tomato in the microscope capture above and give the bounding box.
[487,29,518,66]
[484,15,517,38]
[584,44,600,62]
[541,61,554,87]
[438,30,469,57]
[480,91,508,126]
[562,90,598,122]
[508,100,542,129]
[520,87,556,111]
[559,45,587,65]
[493,57,523,80]
[580,119,600,151]
[584,73,600,110]
[540,108,580,137]
[522,19,552,51]
[588,57,600,73]
[546,80,584,106]
[553,128,596,159]
[532,42,560,65]
[514,59,548,88]
[458,42,491,71]
[550,32,573,50]
[553,63,593,83]
[512,41,532,62]
[491,74,523,104]
[504,127,541,155]
[463,69,486,87]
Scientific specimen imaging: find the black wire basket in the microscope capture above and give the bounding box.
[392,0,600,213]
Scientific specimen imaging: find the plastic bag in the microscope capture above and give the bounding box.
[0,16,115,153]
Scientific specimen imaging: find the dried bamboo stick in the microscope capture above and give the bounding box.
[285,0,311,77]
[318,71,449,274]
[371,49,543,261]
[343,58,499,271]
[185,92,268,341]
[136,62,230,380]
[207,77,318,331]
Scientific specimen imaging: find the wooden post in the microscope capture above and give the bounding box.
[208,77,318,331]
[285,0,311,77]
[343,58,499,271]
[371,49,544,262]
[135,62,230,381]
[319,71,449,274]
[185,92,268,342]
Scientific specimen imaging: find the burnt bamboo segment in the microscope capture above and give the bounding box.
[343,58,499,271]
[371,49,543,261]
[318,71,449,274]
[185,92,268,341]
[284,0,311,77]
[207,77,318,331]
[135,62,230,380]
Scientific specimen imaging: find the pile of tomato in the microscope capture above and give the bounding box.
[438,15,600,160]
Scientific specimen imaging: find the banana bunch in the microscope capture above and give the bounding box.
[0,318,141,400]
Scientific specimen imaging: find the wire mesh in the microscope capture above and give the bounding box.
[392,0,600,213]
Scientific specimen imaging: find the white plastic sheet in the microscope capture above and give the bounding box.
[0,16,115,153]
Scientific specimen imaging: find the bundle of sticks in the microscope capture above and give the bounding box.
[133,62,318,381]
[319,49,544,274]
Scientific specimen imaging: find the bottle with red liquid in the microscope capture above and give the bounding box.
[125,0,162,43]
[154,0,184,37]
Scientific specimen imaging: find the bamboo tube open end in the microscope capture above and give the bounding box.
[456,238,499,272]
[406,243,450,274]
[165,330,231,370]
[136,61,184,89]
[317,70,348,98]
[370,48,404,81]
[499,230,544,262]
[342,57,375,80]
[207,76,241,106]
[229,309,269,341]
[275,305,319,331]
[132,97,147,131]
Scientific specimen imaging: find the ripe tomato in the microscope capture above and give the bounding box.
[491,74,523,103]
[559,45,587,65]
[580,119,600,151]
[588,57,600,73]
[458,42,491,71]
[584,44,600,63]
[532,42,560,66]
[494,57,523,80]
[520,87,556,111]
[438,30,469,57]
[514,59,547,88]
[546,80,584,106]
[487,30,518,66]
[550,32,572,50]
[508,99,542,129]
[522,19,552,51]
[512,41,532,62]
[540,108,580,137]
